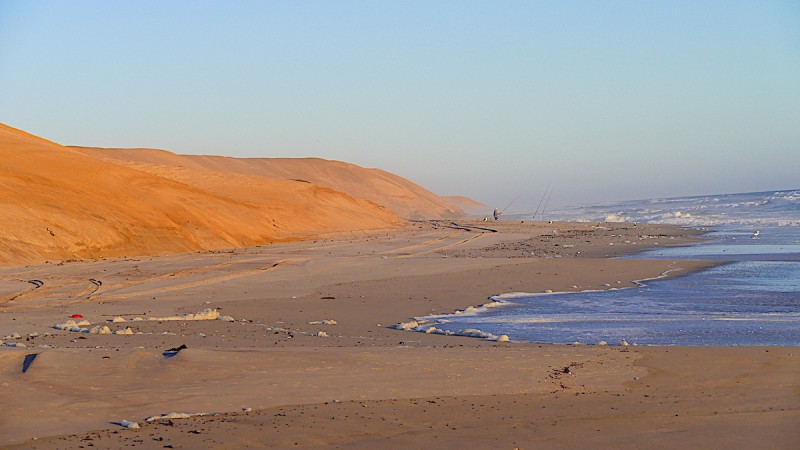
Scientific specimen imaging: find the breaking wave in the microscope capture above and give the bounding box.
[546,189,799,227]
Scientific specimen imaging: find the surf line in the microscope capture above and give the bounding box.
[389,266,697,344]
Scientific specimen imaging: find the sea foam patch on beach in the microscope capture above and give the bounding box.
[145,412,213,422]
[391,313,510,342]
[145,308,235,322]
[52,320,135,335]
[423,296,515,321]
[387,295,519,342]
[52,309,236,335]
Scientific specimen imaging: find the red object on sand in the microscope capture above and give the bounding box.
[70,314,84,319]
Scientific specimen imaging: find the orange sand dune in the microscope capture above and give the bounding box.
[442,195,490,214]
[72,146,465,219]
[0,124,401,265]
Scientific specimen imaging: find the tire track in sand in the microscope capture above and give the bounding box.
[1,278,107,309]
[376,231,463,256]
[0,279,45,305]
[396,233,486,258]
[90,257,308,302]
[377,229,490,258]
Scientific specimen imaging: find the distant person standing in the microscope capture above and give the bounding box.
[493,208,500,220]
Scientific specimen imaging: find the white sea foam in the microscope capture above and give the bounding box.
[489,292,532,301]
[53,320,85,331]
[412,324,509,341]
[460,328,496,339]
[391,320,419,331]
[147,308,221,321]
[119,420,140,429]
[75,320,90,326]
[451,328,510,341]
[427,297,515,322]
[422,190,798,346]
[144,412,212,422]
[547,189,800,228]
[53,319,136,335]
[605,213,631,222]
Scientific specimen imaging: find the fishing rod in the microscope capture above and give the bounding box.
[539,188,554,220]
[500,192,524,214]
[532,187,550,220]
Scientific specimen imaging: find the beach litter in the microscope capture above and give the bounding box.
[162,344,187,357]
[22,353,38,373]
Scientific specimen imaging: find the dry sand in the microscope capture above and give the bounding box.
[1,221,796,449]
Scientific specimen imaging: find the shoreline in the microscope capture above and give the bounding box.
[1,221,797,448]
[405,261,721,345]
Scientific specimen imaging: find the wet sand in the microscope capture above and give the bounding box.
[1,221,797,449]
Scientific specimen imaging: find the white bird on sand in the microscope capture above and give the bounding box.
[751,230,760,239]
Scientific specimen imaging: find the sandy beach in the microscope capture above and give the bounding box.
[3,1,798,447]
[2,221,796,449]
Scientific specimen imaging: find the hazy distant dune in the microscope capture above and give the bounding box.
[72,146,465,219]
[0,124,402,265]
[442,196,490,215]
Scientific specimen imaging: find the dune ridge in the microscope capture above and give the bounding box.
[71,146,467,219]
[442,195,490,214]
[0,123,404,265]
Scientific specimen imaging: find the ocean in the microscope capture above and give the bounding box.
[425,189,800,346]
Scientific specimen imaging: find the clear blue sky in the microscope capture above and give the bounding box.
[1,0,798,210]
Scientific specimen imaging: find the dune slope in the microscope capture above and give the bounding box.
[442,195,490,214]
[0,124,401,265]
[71,146,466,219]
